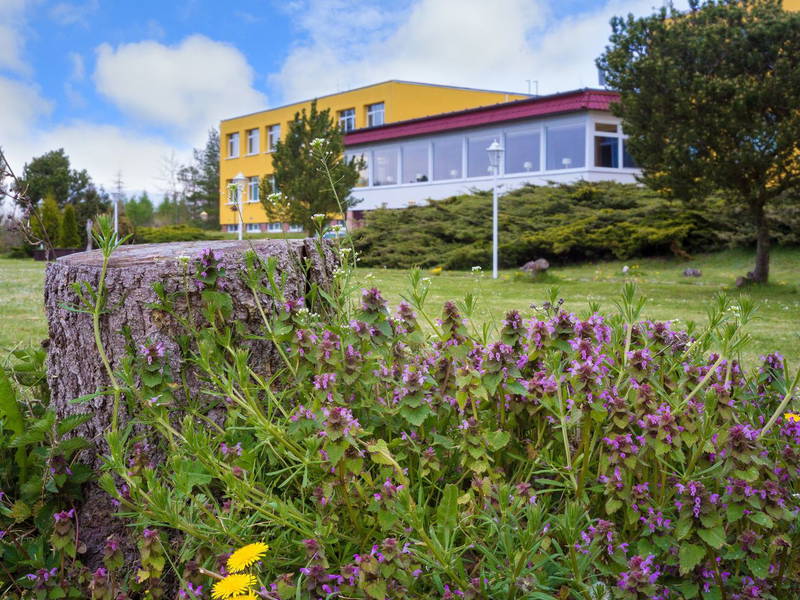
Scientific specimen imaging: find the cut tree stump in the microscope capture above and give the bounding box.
[44,239,338,566]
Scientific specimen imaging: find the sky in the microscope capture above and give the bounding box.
[0,0,680,200]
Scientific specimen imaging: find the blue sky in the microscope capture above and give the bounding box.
[0,0,674,197]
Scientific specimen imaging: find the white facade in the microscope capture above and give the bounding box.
[345,111,639,211]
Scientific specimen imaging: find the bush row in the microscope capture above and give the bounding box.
[351,182,800,269]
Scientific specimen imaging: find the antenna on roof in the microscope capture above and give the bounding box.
[526,80,539,96]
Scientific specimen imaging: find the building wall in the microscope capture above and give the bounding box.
[219,81,528,227]
[346,111,639,211]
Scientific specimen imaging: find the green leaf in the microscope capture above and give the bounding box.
[674,517,692,541]
[676,581,700,599]
[726,504,745,523]
[679,543,706,575]
[436,484,459,534]
[56,414,93,436]
[202,290,233,318]
[605,496,622,515]
[748,511,773,529]
[0,367,23,436]
[697,525,726,549]
[486,430,511,451]
[746,554,770,579]
[173,459,213,495]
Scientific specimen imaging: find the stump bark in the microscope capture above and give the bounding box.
[44,239,337,565]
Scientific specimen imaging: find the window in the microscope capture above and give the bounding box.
[506,130,541,173]
[366,102,385,127]
[339,108,356,132]
[226,179,241,204]
[248,176,260,202]
[346,151,369,186]
[402,143,429,183]
[267,124,280,152]
[227,132,240,158]
[433,138,462,180]
[226,224,239,233]
[622,140,638,168]
[373,148,399,186]
[246,129,259,154]
[246,223,261,233]
[594,136,619,168]
[267,222,283,232]
[546,124,585,170]
[467,134,497,178]
[288,224,304,232]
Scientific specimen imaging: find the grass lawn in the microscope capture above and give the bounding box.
[1,247,798,367]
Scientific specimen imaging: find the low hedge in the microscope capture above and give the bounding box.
[352,182,797,269]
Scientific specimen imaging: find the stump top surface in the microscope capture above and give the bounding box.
[55,239,309,268]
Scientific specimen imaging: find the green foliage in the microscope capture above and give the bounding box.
[0,350,93,599]
[267,100,362,231]
[58,204,81,248]
[16,148,110,247]
[597,0,800,282]
[133,224,214,244]
[178,128,220,229]
[125,192,155,229]
[353,182,726,269]
[31,194,62,248]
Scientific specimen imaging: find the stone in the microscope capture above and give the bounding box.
[683,268,702,277]
[521,258,550,273]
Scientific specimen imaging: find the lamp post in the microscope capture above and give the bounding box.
[232,172,247,241]
[486,139,504,279]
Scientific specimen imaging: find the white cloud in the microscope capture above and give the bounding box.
[0,0,35,75]
[270,0,682,101]
[93,35,267,141]
[0,76,52,144]
[49,0,99,27]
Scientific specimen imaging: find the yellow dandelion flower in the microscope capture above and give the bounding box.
[228,595,259,600]
[211,573,256,599]
[784,413,800,423]
[227,542,270,573]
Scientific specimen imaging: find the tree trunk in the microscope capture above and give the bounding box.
[44,239,338,566]
[751,200,770,283]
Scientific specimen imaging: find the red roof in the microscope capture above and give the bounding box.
[344,89,619,146]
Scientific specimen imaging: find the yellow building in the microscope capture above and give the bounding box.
[218,80,528,233]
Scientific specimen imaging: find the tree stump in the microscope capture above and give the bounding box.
[43,239,338,565]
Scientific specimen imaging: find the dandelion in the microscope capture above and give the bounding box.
[211,573,257,599]
[784,413,800,423]
[227,542,269,573]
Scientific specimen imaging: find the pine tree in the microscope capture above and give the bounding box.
[58,204,81,248]
[31,194,62,248]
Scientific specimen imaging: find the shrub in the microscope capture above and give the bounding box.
[133,224,216,244]
[352,182,799,269]
[58,204,81,248]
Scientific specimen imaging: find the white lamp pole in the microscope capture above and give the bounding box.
[232,172,247,241]
[486,140,504,279]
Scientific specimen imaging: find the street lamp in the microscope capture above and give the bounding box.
[486,139,504,279]
[199,210,208,223]
[232,172,247,241]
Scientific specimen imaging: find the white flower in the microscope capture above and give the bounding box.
[267,192,283,204]
[471,266,482,273]
[310,138,327,150]
[622,265,630,274]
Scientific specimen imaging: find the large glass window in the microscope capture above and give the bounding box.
[594,136,619,168]
[402,144,429,183]
[248,176,260,202]
[346,151,369,187]
[506,130,540,173]
[339,108,356,132]
[622,140,638,168]
[433,138,462,180]
[267,125,280,152]
[366,102,385,127]
[246,223,261,233]
[372,148,399,186]
[267,222,282,232]
[246,129,259,154]
[546,124,585,170]
[227,133,239,158]
[226,224,239,233]
[467,135,497,178]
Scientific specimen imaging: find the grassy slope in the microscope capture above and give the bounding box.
[1,248,797,366]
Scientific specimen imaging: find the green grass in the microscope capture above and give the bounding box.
[355,247,800,367]
[1,247,798,367]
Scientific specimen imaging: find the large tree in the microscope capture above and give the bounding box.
[179,129,220,228]
[15,149,110,246]
[597,0,800,283]
[125,192,155,228]
[266,100,362,232]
